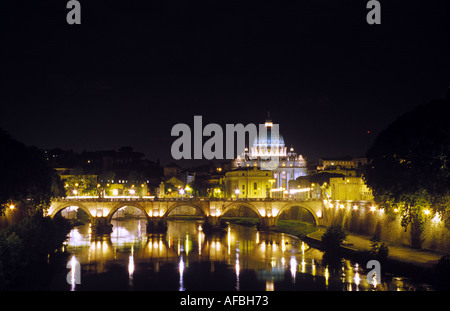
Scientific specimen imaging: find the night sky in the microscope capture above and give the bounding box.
[1,0,449,166]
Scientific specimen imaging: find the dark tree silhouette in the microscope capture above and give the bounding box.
[0,128,63,215]
[364,91,450,245]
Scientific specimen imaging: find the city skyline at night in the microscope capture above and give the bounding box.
[1,0,450,296]
[1,1,449,165]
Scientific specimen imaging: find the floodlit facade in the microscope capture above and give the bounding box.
[222,168,274,198]
[329,177,374,201]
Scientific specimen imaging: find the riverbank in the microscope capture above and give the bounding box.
[305,226,450,289]
[224,218,450,289]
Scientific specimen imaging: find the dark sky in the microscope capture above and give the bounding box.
[1,0,449,166]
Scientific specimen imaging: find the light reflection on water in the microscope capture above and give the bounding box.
[62,219,432,291]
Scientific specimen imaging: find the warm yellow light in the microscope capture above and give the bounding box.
[97,184,101,188]
[265,121,273,127]
[424,209,431,216]
[370,206,376,212]
[393,208,399,213]
[112,189,118,196]
[75,183,79,187]
[73,189,78,195]
[353,205,358,211]
[9,204,15,210]
[432,213,441,223]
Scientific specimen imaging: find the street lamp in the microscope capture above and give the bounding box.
[235,189,240,199]
[179,189,185,199]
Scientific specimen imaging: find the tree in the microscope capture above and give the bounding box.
[364,92,450,246]
[321,225,347,270]
[321,225,348,253]
[0,128,61,215]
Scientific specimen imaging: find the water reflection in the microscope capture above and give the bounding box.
[61,219,432,291]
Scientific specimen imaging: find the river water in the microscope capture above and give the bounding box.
[54,219,433,291]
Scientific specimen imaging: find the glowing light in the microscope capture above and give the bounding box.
[339,204,345,209]
[393,208,399,213]
[9,204,15,210]
[289,188,311,194]
[112,189,118,196]
[432,212,441,223]
[128,248,135,277]
[354,272,361,287]
[353,205,358,211]
[266,281,274,291]
[179,256,185,291]
[424,209,431,216]
[370,206,377,212]
[290,256,297,280]
[129,189,136,195]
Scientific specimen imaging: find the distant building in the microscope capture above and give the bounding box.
[232,115,307,191]
[329,177,373,201]
[46,146,162,197]
[222,168,274,198]
[316,156,367,177]
[164,162,182,179]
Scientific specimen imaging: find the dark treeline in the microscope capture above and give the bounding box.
[0,214,71,290]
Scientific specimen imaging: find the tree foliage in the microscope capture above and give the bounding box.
[364,93,450,232]
[0,128,62,215]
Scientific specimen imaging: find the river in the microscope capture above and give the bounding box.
[53,219,433,291]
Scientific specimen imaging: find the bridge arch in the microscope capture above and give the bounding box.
[106,202,149,223]
[50,203,93,220]
[220,201,263,220]
[163,202,208,219]
[275,203,319,226]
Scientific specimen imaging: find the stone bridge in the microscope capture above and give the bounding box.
[47,197,325,234]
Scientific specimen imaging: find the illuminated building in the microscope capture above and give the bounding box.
[232,115,307,192]
[222,168,274,198]
[329,177,374,201]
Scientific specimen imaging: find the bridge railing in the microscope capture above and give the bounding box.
[52,196,323,202]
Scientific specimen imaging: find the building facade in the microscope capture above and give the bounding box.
[329,177,374,201]
[222,168,274,198]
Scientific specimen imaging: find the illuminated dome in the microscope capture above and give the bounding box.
[250,118,287,158]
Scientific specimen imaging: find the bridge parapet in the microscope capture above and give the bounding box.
[48,197,326,234]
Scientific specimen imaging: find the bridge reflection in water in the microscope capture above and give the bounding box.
[61,219,423,291]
